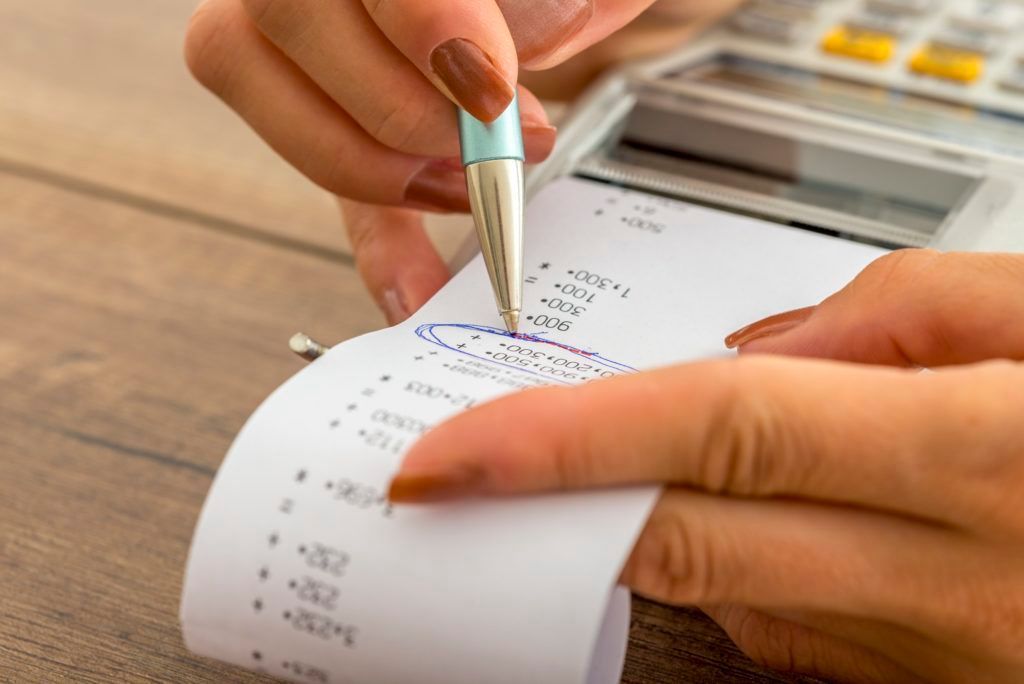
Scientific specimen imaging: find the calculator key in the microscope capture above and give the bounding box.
[731,7,807,42]
[847,9,912,35]
[949,0,1024,34]
[864,0,934,15]
[908,44,985,83]
[821,25,897,62]
[998,67,1024,94]
[932,27,1004,55]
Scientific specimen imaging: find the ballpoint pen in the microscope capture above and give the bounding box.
[458,95,525,334]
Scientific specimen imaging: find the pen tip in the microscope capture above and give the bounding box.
[502,310,519,335]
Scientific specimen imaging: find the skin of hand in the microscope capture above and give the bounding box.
[183,0,738,324]
[388,249,1024,684]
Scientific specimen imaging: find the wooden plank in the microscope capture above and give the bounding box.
[0,172,813,681]
[0,173,385,682]
[0,0,472,259]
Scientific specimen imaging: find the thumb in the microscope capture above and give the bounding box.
[726,250,1024,367]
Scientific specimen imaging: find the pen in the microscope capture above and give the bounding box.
[458,95,525,334]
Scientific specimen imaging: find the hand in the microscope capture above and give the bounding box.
[388,250,1024,683]
[184,1,737,323]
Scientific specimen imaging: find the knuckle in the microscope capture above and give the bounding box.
[239,0,294,34]
[629,503,718,603]
[347,208,385,260]
[547,390,600,490]
[317,151,353,198]
[549,442,594,490]
[239,0,318,62]
[731,610,799,672]
[363,0,392,22]
[699,360,803,496]
[184,0,239,93]
[295,131,362,199]
[367,96,433,153]
[859,248,943,292]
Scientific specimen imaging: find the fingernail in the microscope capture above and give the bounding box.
[404,162,470,213]
[497,0,594,66]
[429,38,515,123]
[523,123,557,163]
[724,306,816,349]
[382,288,410,326]
[388,464,485,504]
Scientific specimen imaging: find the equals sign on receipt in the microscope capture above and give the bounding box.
[525,276,538,284]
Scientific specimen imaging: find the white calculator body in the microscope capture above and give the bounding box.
[531,0,1024,254]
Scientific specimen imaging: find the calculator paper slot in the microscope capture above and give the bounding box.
[575,80,990,247]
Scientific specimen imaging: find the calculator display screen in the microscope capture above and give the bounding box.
[678,55,1024,158]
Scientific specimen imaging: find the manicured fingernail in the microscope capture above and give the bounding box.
[429,38,515,123]
[523,123,557,163]
[388,464,484,504]
[724,306,816,349]
[381,288,410,326]
[404,162,470,213]
[497,0,594,66]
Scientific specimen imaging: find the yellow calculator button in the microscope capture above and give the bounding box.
[908,44,984,83]
[821,26,896,63]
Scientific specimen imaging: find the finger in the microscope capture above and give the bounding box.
[499,0,734,71]
[493,0,596,70]
[389,356,1024,527]
[517,86,558,163]
[619,490,997,651]
[240,0,460,156]
[496,0,649,70]
[766,610,1020,683]
[244,0,551,157]
[361,0,517,123]
[726,250,1024,367]
[702,605,926,684]
[340,199,450,325]
[185,0,466,208]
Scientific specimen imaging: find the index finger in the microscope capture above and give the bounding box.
[389,356,1024,527]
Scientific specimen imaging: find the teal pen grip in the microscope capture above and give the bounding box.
[458,94,525,166]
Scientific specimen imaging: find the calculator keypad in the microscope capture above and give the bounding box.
[727,0,1024,111]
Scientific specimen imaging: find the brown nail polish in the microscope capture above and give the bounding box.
[523,123,557,163]
[724,306,816,349]
[497,0,594,66]
[404,162,470,213]
[388,465,484,504]
[429,38,515,123]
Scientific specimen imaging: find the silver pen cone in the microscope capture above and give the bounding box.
[465,158,524,333]
[501,310,520,335]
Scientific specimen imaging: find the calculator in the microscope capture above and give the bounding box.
[527,0,1024,255]
[730,0,1024,112]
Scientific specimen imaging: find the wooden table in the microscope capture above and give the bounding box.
[0,2,818,681]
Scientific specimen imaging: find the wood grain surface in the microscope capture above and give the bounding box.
[0,0,472,258]
[0,2,820,682]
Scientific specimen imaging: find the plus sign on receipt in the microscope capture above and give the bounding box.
[180,177,887,684]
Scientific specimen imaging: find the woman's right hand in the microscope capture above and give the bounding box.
[184,1,738,322]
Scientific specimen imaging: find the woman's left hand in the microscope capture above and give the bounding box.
[389,250,1024,684]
